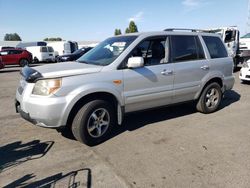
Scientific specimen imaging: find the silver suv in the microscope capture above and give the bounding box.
[15,29,235,145]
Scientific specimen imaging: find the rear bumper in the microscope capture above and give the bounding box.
[223,76,235,91]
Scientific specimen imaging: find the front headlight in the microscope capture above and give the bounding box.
[242,61,249,68]
[32,78,62,96]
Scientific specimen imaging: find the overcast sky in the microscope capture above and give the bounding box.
[0,0,248,41]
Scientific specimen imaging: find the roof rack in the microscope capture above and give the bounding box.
[164,28,211,32]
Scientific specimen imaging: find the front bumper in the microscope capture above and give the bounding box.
[239,68,250,81]
[15,82,69,128]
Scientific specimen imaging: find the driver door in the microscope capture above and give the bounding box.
[122,36,174,112]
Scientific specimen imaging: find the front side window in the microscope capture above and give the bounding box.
[9,50,22,55]
[202,36,228,59]
[171,35,205,62]
[130,37,168,66]
[48,47,54,52]
[77,36,137,66]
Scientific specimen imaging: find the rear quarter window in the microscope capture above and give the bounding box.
[202,36,228,59]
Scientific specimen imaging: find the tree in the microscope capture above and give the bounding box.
[43,37,62,41]
[114,29,122,36]
[128,21,138,33]
[125,21,139,34]
[125,28,130,34]
[4,33,22,41]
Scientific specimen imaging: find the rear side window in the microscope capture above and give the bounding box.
[171,35,205,62]
[40,47,48,52]
[0,51,8,55]
[202,36,228,59]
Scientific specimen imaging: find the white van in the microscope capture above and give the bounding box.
[26,46,56,63]
[47,41,78,56]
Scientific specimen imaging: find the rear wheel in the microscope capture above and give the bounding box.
[19,59,29,67]
[196,83,222,114]
[71,100,115,146]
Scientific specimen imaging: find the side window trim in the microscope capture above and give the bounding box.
[170,35,206,63]
[202,35,228,59]
[194,36,205,60]
[118,35,169,69]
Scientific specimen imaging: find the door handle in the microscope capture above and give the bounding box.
[161,69,173,75]
[200,65,210,70]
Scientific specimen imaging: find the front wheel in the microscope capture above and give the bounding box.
[196,83,222,114]
[72,100,115,146]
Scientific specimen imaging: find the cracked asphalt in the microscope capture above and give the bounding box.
[0,64,249,188]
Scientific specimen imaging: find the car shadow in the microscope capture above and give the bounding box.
[241,80,250,85]
[233,66,241,73]
[59,90,241,146]
[0,140,54,172]
[107,89,241,145]
[0,69,21,73]
[3,168,92,188]
[220,90,241,109]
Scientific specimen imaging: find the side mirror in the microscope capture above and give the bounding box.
[127,57,144,68]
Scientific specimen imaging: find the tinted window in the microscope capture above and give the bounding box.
[48,47,54,52]
[171,35,204,62]
[8,50,22,55]
[202,36,228,59]
[130,37,167,66]
[37,42,47,46]
[41,47,48,52]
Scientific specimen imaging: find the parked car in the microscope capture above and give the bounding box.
[47,41,78,56]
[26,46,56,63]
[16,29,234,146]
[0,57,5,69]
[239,60,250,83]
[0,48,32,67]
[57,47,93,62]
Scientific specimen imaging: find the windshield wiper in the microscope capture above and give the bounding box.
[77,60,89,64]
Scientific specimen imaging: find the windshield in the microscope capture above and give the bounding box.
[77,36,137,66]
[241,33,250,38]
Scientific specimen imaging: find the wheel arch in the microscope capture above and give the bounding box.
[66,92,120,129]
[195,77,223,100]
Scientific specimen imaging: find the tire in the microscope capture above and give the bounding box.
[33,57,39,63]
[71,100,115,146]
[196,82,222,114]
[19,59,29,67]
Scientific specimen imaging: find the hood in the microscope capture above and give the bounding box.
[240,38,250,43]
[27,62,102,80]
[34,61,102,78]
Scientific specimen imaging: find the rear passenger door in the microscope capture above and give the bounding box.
[170,35,209,103]
[0,51,10,64]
